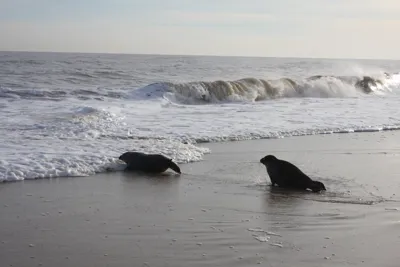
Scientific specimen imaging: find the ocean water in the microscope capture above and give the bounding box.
[1,52,400,182]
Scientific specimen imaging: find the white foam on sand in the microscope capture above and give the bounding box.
[248,228,282,237]
[0,137,209,182]
[248,228,283,247]
[0,101,209,182]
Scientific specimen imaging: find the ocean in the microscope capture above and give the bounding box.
[1,51,400,182]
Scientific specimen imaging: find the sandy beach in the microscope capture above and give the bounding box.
[1,131,400,267]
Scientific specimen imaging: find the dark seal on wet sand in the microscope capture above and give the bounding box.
[260,155,326,192]
[119,152,181,174]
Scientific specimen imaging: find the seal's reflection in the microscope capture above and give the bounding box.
[264,186,308,208]
[121,171,181,186]
[261,185,313,230]
[117,171,182,205]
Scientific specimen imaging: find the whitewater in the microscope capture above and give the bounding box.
[1,52,400,182]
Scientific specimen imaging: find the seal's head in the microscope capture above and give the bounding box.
[168,159,181,174]
[309,181,326,192]
[118,152,130,163]
[260,155,278,166]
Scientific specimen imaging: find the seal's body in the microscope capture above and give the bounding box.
[119,152,181,174]
[260,155,326,192]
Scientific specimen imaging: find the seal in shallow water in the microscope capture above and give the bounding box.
[260,155,326,192]
[119,152,181,174]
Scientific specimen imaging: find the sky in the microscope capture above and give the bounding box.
[1,0,400,59]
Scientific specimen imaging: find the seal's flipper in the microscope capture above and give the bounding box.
[168,161,181,174]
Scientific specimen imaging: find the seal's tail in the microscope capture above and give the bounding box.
[168,160,181,174]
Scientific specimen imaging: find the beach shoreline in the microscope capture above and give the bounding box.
[1,131,400,267]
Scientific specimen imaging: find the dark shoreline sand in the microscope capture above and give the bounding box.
[1,131,400,267]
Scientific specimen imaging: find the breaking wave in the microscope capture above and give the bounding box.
[1,73,399,103]
[132,73,400,104]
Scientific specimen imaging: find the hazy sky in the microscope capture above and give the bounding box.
[1,0,400,59]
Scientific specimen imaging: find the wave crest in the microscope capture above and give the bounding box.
[133,73,399,104]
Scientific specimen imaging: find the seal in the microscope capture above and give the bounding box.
[260,155,326,192]
[119,152,181,174]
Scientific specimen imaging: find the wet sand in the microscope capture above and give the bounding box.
[1,131,400,267]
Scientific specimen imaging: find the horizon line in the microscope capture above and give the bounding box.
[0,49,398,62]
